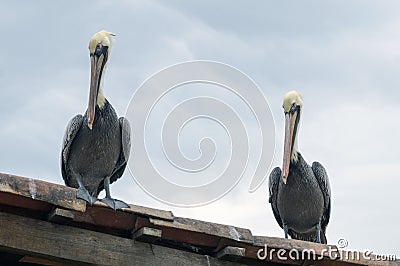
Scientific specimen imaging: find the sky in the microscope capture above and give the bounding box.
[1,0,400,257]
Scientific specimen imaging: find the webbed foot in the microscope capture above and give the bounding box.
[100,197,129,210]
[77,187,97,205]
[316,223,322,243]
[283,224,289,239]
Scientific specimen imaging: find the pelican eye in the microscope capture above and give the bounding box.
[94,44,104,56]
[290,104,300,114]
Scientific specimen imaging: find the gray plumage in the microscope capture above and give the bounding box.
[269,153,331,243]
[61,100,131,208]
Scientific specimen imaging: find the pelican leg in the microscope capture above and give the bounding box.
[316,223,322,243]
[100,176,129,210]
[283,224,289,239]
[76,175,97,204]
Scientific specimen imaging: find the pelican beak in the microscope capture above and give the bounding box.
[87,47,108,129]
[282,106,299,184]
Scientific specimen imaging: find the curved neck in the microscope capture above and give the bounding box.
[96,65,107,108]
[291,117,300,163]
[97,87,106,108]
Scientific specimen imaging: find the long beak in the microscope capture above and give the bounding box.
[282,109,298,184]
[87,53,106,129]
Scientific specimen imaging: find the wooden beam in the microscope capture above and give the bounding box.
[19,255,69,266]
[132,227,162,243]
[149,216,253,244]
[47,208,75,224]
[0,173,85,212]
[0,212,243,266]
[216,246,246,262]
[94,201,174,221]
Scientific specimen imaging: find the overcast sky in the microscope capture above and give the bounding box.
[1,0,399,257]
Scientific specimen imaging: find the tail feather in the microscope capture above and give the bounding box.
[321,231,327,244]
[289,230,327,244]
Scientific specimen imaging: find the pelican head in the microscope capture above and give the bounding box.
[87,30,115,129]
[282,90,303,184]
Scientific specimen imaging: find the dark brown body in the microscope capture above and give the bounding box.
[61,100,129,197]
[269,153,331,243]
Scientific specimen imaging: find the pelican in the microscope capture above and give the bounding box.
[268,91,331,243]
[61,30,131,210]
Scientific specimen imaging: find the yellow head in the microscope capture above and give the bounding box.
[88,30,114,55]
[283,90,303,114]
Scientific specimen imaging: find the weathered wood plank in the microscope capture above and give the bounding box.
[134,216,218,249]
[149,216,253,244]
[0,191,53,214]
[216,246,246,262]
[0,212,243,266]
[0,173,86,212]
[48,208,75,224]
[73,205,136,232]
[19,255,70,266]
[0,173,174,222]
[132,227,162,243]
[94,201,174,221]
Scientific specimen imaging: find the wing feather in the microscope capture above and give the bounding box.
[312,162,331,231]
[269,167,283,229]
[61,114,84,186]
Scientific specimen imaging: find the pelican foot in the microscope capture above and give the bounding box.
[316,223,322,243]
[77,187,97,205]
[283,224,289,239]
[100,197,130,210]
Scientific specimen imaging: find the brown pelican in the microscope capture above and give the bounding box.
[269,91,331,243]
[61,30,131,210]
